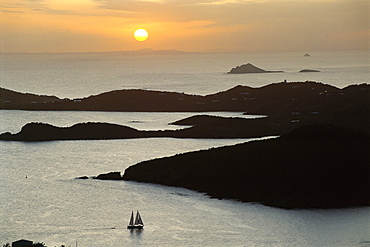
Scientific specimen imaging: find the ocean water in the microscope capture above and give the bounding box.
[0,50,368,98]
[1,50,369,246]
[1,111,369,247]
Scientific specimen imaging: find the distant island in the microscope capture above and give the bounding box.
[91,124,370,209]
[227,63,284,74]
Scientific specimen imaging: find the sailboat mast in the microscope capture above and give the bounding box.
[129,211,134,226]
[134,210,139,225]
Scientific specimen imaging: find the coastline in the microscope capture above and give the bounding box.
[94,124,370,209]
[1,81,369,141]
[2,81,369,209]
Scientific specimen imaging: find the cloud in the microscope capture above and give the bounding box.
[1,0,369,52]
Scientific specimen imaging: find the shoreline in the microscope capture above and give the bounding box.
[1,81,369,141]
[93,124,370,209]
[2,81,369,209]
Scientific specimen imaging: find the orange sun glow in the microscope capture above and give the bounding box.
[134,29,149,42]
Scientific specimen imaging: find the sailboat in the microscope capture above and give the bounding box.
[127,210,144,229]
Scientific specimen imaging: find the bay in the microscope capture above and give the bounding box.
[1,50,369,246]
[1,111,369,247]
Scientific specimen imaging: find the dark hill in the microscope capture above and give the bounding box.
[0,117,283,141]
[0,122,142,141]
[1,82,369,136]
[0,87,60,107]
[1,82,368,118]
[170,115,284,138]
[122,124,370,209]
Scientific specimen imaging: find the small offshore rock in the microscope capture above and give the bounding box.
[94,171,123,180]
[299,69,320,73]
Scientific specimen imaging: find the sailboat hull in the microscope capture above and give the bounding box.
[127,225,143,229]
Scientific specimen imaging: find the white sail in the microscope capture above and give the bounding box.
[128,210,144,229]
[136,211,144,226]
[134,211,144,226]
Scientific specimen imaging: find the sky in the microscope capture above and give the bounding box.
[0,0,369,53]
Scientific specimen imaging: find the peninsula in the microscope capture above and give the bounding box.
[94,124,370,209]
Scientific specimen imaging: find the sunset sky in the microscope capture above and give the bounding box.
[1,0,369,53]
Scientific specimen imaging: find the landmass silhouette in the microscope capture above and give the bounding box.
[1,82,367,118]
[89,124,370,209]
[227,63,284,74]
[1,81,369,141]
[1,82,369,209]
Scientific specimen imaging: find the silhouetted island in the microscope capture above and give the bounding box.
[1,82,369,141]
[121,124,369,209]
[0,122,142,141]
[227,63,284,74]
[0,116,290,141]
[1,81,368,117]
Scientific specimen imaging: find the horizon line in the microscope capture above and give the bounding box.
[1,48,368,55]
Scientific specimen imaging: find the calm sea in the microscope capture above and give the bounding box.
[0,50,369,246]
[0,50,368,98]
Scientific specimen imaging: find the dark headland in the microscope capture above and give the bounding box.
[121,124,370,209]
[89,124,370,209]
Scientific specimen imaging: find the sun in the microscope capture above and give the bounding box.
[134,29,149,42]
